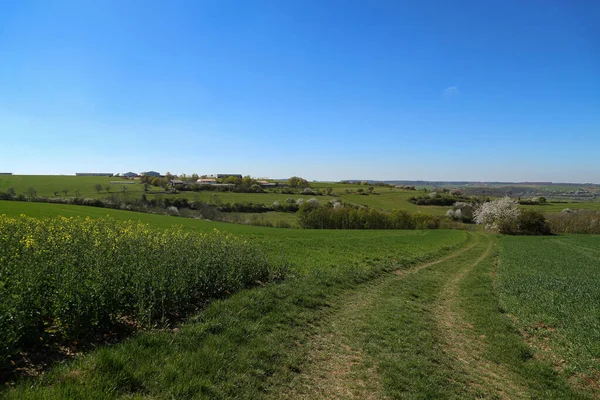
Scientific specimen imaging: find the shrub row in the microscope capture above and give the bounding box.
[298,204,440,230]
[408,194,471,206]
[546,210,600,234]
[0,215,285,366]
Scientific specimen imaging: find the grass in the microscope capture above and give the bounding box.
[0,175,154,198]
[498,235,600,393]
[1,206,466,398]
[277,233,590,399]
[2,201,598,398]
[339,190,450,215]
[523,201,600,213]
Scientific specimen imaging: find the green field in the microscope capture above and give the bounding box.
[0,201,458,275]
[1,201,599,398]
[340,190,449,215]
[160,191,336,205]
[499,235,600,390]
[523,201,600,213]
[0,175,153,198]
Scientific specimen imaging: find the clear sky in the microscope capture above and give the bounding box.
[1,1,598,182]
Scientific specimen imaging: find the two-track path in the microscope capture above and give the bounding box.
[278,232,528,399]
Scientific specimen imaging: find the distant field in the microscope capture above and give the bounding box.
[499,235,600,390]
[155,191,336,205]
[2,176,598,220]
[0,175,153,198]
[0,200,463,276]
[339,190,450,215]
[522,201,600,213]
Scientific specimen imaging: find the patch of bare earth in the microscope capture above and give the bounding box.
[434,239,529,399]
[282,238,477,400]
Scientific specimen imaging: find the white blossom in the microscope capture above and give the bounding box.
[474,197,520,232]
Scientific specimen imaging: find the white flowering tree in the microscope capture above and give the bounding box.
[474,197,521,233]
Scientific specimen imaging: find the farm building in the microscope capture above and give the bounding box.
[122,172,138,178]
[169,179,187,188]
[258,180,277,187]
[76,173,114,177]
[197,178,217,185]
[141,171,161,177]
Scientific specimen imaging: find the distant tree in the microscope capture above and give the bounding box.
[288,176,309,188]
[105,185,111,193]
[325,187,333,196]
[143,183,150,193]
[357,188,364,194]
[62,189,69,196]
[165,172,174,181]
[7,187,16,198]
[122,185,128,193]
[538,196,547,204]
[242,175,256,187]
[360,181,368,186]
[225,176,241,185]
[26,187,37,200]
[94,184,103,194]
[190,173,199,181]
[53,191,59,197]
[368,186,374,194]
[74,189,80,197]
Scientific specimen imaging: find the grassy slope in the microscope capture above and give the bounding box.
[1,202,596,398]
[277,233,589,399]
[0,200,457,275]
[2,204,466,399]
[0,175,164,198]
[3,176,597,218]
[339,190,449,215]
[498,235,600,393]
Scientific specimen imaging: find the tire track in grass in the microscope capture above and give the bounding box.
[280,234,477,400]
[434,236,529,399]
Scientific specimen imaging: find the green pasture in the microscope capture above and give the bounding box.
[0,201,458,275]
[499,235,600,389]
[339,190,449,215]
[0,175,154,198]
[522,201,600,213]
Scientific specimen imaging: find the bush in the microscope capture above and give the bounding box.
[447,201,476,223]
[474,197,521,233]
[408,194,469,206]
[298,204,439,230]
[546,210,600,234]
[517,210,551,235]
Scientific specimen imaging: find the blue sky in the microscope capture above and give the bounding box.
[1,0,598,182]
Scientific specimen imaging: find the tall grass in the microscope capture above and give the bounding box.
[0,215,285,366]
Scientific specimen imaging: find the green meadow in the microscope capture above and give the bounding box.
[0,201,598,398]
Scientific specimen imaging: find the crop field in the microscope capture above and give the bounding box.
[0,215,282,366]
[339,190,450,215]
[0,175,158,198]
[1,201,599,398]
[498,235,600,391]
[522,201,600,214]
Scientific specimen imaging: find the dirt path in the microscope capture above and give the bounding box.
[433,237,528,399]
[281,236,478,400]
